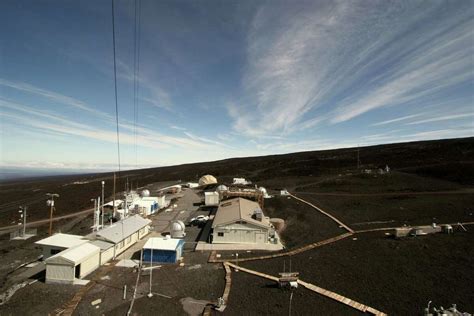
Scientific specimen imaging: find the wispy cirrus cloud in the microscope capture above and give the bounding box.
[0,98,226,151]
[406,112,474,125]
[228,1,473,138]
[0,78,113,120]
[116,60,173,111]
[372,114,425,126]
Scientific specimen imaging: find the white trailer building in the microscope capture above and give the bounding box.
[96,215,151,258]
[211,198,274,244]
[89,239,115,265]
[45,242,100,284]
[129,196,159,216]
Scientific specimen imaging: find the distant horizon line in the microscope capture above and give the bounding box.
[1,136,472,181]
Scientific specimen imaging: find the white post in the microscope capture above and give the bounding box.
[92,198,97,232]
[123,285,127,300]
[23,206,27,237]
[148,247,153,298]
[97,197,101,229]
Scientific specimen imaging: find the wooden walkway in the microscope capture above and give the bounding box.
[289,193,355,233]
[209,233,353,263]
[222,263,232,303]
[225,262,386,316]
[355,221,474,234]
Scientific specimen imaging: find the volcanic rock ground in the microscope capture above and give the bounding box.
[0,137,473,315]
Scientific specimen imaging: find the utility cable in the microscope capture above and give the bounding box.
[111,0,121,173]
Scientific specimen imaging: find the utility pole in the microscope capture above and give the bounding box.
[46,193,59,236]
[113,172,116,218]
[91,198,97,231]
[101,181,105,229]
[18,206,27,237]
[288,291,294,316]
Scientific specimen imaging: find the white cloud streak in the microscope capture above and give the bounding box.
[0,98,225,151]
[229,1,473,137]
[0,78,113,120]
[406,113,474,125]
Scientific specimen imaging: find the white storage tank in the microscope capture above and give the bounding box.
[216,185,228,192]
[141,189,150,197]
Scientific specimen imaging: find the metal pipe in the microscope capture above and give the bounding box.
[148,247,153,297]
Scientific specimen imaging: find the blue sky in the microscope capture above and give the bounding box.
[0,0,473,172]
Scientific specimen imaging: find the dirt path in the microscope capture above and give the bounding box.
[289,193,355,233]
[0,208,94,232]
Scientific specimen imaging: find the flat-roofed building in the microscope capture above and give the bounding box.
[142,237,184,264]
[35,233,88,260]
[211,198,274,244]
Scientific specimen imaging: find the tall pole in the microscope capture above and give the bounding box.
[23,206,27,237]
[46,193,59,236]
[91,198,97,231]
[49,197,54,235]
[113,172,116,218]
[289,291,293,316]
[101,181,105,229]
[148,247,153,298]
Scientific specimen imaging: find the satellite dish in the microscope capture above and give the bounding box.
[141,189,150,197]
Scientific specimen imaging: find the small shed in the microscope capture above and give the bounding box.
[142,237,184,264]
[45,242,100,284]
[205,192,219,206]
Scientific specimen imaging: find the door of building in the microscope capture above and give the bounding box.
[75,265,81,278]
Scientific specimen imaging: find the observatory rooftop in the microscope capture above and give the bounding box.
[35,233,88,249]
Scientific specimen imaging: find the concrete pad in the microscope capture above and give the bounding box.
[73,279,90,285]
[11,234,35,240]
[180,297,212,316]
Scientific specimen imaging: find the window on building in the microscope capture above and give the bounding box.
[218,232,224,237]
[127,236,132,244]
[119,241,125,248]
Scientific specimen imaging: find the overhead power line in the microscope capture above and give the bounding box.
[133,0,142,170]
[111,0,121,173]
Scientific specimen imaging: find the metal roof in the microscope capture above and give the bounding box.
[45,242,100,265]
[97,215,151,244]
[143,237,183,251]
[212,197,270,229]
[89,239,115,250]
[35,233,87,249]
